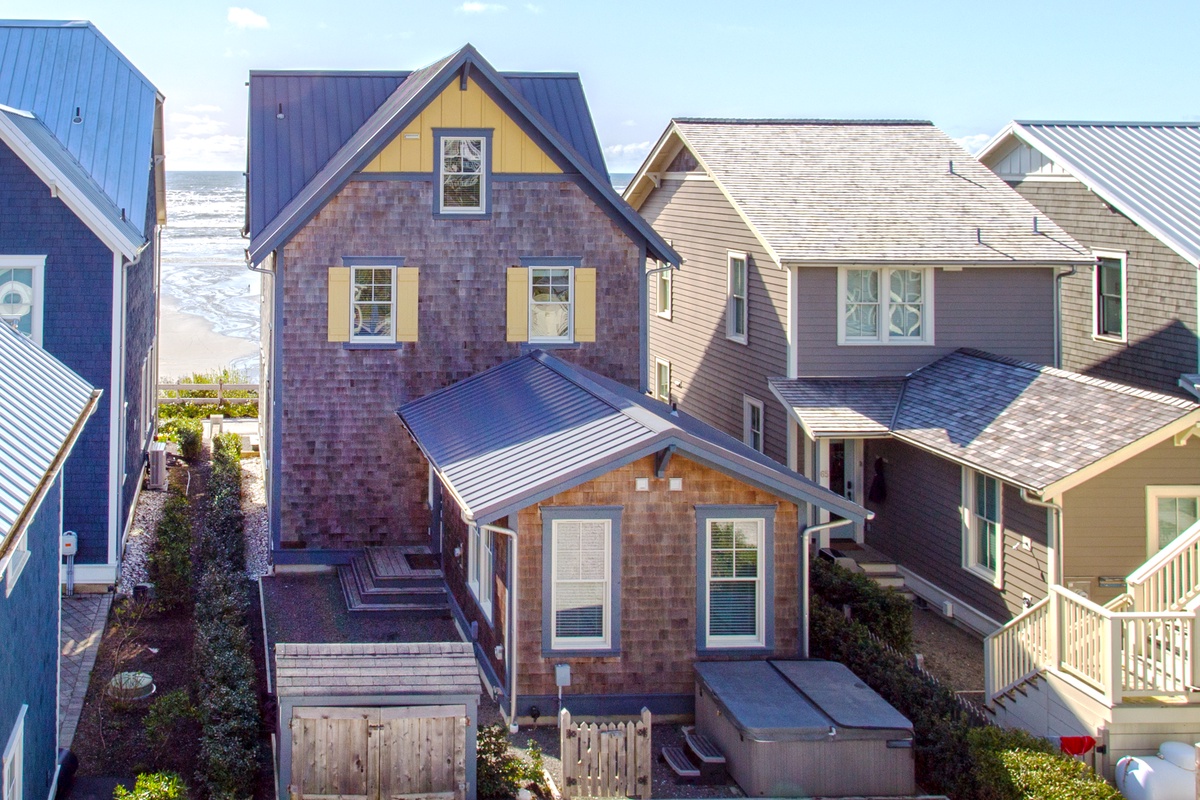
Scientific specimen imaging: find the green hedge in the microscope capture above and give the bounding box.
[193,434,260,799]
[158,402,259,421]
[809,599,1119,799]
[811,556,913,652]
[146,493,192,611]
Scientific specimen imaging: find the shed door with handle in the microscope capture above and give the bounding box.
[291,705,468,800]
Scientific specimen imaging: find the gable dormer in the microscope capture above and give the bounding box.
[983,138,1073,183]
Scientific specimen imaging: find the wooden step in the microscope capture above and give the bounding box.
[661,746,699,780]
[352,555,444,594]
[682,728,725,765]
[338,565,449,612]
[858,561,897,575]
[871,575,906,589]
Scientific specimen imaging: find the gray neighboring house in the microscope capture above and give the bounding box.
[977,122,1200,397]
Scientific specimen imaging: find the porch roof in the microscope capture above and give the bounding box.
[772,349,1200,497]
[398,351,868,525]
[274,642,478,697]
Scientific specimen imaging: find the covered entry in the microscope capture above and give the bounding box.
[276,642,481,800]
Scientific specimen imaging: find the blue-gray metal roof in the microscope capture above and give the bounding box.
[0,20,160,242]
[398,351,866,525]
[0,324,98,541]
[1006,122,1200,267]
[247,45,677,266]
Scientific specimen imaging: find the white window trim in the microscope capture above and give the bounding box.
[1145,485,1200,557]
[705,518,766,648]
[2,705,24,800]
[656,264,672,319]
[467,524,493,622]
[550,518,613,651]
[1092,250,1128,344]
[528,265,574,344]
[439,135,487,214]
[726,252,748,344]
[837,266,936,346]
[349,265,397,344]
[654,358,671,402]
[742,396,764,453]
[961,467,1003,588]
[2,528,30,598]
[0,255,46,347]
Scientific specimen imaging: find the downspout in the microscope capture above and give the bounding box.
[1020,489,1063,587]
[1053,266,1077,369]
[480,522,519,733]
[798,518,860,658]
[643,260,678,393]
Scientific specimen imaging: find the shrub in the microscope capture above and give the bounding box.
[476,725,540,798]
[144,690,196,752]
[112,772,188,800]
[811,556,912,652]
[160,417,203,461]
[146,493,192,611]
[158,402,259,420]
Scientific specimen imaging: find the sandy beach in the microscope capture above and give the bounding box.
[158,293,258,381]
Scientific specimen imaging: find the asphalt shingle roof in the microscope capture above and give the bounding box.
[999,122,1200,267]
[769,377,903,437]
[671,119,1089,265]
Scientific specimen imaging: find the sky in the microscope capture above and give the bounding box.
[6,1,1198,171]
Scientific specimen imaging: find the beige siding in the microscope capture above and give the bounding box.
[1013,179,1199,395]
[1061,437,1200,603]
[642,177,790,463]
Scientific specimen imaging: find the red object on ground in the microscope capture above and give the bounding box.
[1060,735,1096,755]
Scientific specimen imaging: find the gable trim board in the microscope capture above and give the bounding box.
[978,121,1200,269]
[0,106,146,259]
[248,45,678,268]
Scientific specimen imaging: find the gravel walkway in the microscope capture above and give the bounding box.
[240,455,271,577]
[115,466,174,595]
[911,607,985,697]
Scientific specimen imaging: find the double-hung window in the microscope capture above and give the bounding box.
[351,266,396,342]
[839,267,934,344]
[656,264,672,318]
[696,507,774,650]
[529,267,573,343]
[727,252,748,343]
[435,130,492,216]
[1147,486,1200,555]
[963,468,1002,585]
[2,706,23,800]
[655,358,671,402]
[743,396,764,453]
[542,508,621,654]
[0,256,45,346]
[1094,252,1126,341]
[467,524,493,620]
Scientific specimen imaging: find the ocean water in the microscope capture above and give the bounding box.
[161,169,636,380]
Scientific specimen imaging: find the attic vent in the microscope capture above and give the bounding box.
[72,107,82,124]
[276,103,285,120]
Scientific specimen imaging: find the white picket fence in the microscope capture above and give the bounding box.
[559,708,651,799]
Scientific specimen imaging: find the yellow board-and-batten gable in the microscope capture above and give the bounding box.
[362,77,562,174]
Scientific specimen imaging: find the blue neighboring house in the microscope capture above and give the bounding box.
[0,20,166,586]
[0,323,99,800]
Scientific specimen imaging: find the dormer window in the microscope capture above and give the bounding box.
[435,129,492,217]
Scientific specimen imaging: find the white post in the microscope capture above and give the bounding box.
[983,636,994,698]
[1103,613,1122,704]
[1047,586,1061,674]
[1191,604,1200,690]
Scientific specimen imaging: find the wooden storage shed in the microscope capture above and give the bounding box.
[276,642,481,800]
[695,660,914,798]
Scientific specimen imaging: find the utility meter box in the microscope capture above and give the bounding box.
[62,531,78,557]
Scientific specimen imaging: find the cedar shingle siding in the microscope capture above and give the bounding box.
[276,179,641,551]
[1012,179,1199,394]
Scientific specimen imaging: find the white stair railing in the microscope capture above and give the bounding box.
[985,596,1050,699]
[1126,520,1200,613]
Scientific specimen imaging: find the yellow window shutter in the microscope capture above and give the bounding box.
[327,267,350,342]
[574,267,596,342]
[506,267,528,342]
[395,268,419,342]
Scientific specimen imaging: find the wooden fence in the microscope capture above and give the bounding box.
[158,381,260,405]
[560,708,651,800]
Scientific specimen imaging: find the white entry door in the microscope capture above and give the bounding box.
[817,438,863,542]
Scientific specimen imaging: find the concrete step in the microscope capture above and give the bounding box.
[871,575,906,589]
[858,561,897,575]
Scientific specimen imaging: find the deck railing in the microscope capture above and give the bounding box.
[1126,520,1200,613]
[985,585,1200,706]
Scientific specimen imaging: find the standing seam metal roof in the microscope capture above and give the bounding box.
[1005,122,1200,267]
[0,20,159,241]
[667,120,1089,264]
[0,324,97,539]
[398,351,866,523]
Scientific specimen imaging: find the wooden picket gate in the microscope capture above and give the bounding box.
[559,708,652,799]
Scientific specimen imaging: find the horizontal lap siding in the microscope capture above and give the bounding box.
[516,455,799,700]
[864,440,1050,624]
[643,178,789,464]
[794,266,1056,376]
[279,179,641,550]
[1013,180,1199,395]
[1062,438,1200,604]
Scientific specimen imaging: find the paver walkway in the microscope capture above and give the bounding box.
[59,594,111,749]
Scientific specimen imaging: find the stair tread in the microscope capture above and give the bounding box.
[661,746,700,779]
[682,729,726,764]
[339,566,449,612]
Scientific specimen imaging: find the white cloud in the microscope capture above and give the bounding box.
[458,2,507,13]
[228,7,269,29]
[170,112,228,137]
[165,134,246,171]
[524,3,543,12]
[603,141,653,171]
[186,104,222,114]
[955,133,991,154]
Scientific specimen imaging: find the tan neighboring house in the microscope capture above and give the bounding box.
[625,119,1200,772]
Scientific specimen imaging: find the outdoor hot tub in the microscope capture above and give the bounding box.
[694,660,915,798]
